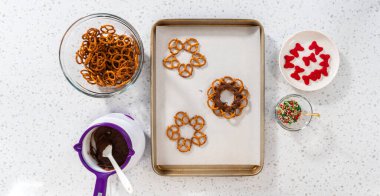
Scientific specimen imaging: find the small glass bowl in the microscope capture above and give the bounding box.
[275,94,313,131]
[59,13,144,97]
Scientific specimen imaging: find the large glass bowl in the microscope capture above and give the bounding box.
[59,13,144,97]
[275,94,313,131]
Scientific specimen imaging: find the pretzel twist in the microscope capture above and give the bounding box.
[162,54,180,69]
[178,64,193,78]
[177,138,192,152]
[168,38,183,55]
[190,52,207,67]
[166,125,181,141]
[184,38,199,53]
[191,131,207,146]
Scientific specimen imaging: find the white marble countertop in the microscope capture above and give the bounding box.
[0,0,379,195]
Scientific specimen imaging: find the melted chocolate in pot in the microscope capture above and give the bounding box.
[90,126,129,170]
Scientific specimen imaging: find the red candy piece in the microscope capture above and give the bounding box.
[284,55,295,61]
[284,62,295,68]
[294,66,305,73]
[309,41,323,55]
[310,70,321,81]
[320,66,328,76]
[290,66,305,81]
[320,54,330,61]
[289,43,304,58]
[302,75,310,85]
[290,72,301,80]
[284,55,295,68]
[302,53,317,66]
[319,53,330,67]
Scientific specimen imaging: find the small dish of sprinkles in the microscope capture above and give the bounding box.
[276,100,302,125]
[275,94,316,131]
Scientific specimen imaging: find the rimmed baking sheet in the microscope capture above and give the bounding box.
[151,19,264,176]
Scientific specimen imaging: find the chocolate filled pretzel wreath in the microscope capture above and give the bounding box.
[207,76,249,119]
[166,112,207,152]
[162,38,207,78]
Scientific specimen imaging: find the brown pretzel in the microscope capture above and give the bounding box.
[162,54,180,69]
[190,52,207,67]
[162,38,206,78]
[166,125,181,140]
[207,76,250,119]
[191,131,207,146]
[174,112,190,126]
[168,38,183,55]
[178,64,193,78]
[177,138,192,152]
[189,115,205,131]
[166,112,207,152]
[100,24,116,35]
[184,38,199,53]
[75,24,140,88]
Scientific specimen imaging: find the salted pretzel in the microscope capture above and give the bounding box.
[174,112,190,126]
[166,125,181,140]
[75,24,140,87]
[178,64,193,78]
[184,38,199,53]
[190,52,207,67]
[189,115,205,131]
[177,138,192,152]
[162,38,206,78]
[166,112,207,152]
[163,54,180,69]
[191,131,207,146]
[168,39,183,55]
[207,76,249,119]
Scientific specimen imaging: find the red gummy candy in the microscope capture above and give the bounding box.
[302,75,310,85]
[320,66,328,76]
[290,66,305,80]
[284,62,295,68]
[284,55,295,62]
[302,53,317,66]
[290,72,301,80]
[289,43,304,58]
[284,55,295,68]
[309,71,318,81]
[319,53,330,67]
[309,41,323,55]
[294,66,305,73]
[320,54,330,61]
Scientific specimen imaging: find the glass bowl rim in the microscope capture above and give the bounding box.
[274,94,313,131]
[59,13,144,98]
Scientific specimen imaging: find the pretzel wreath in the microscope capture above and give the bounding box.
[162,38,207,78]
[207,76,249,119]
[166,112,207,152]
[75,24,140,87]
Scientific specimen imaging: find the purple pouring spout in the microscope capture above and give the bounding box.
[74,143,82,152]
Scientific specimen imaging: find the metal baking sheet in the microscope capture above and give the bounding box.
[151,19,265,176]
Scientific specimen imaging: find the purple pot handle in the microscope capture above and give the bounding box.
[93,174,109,196]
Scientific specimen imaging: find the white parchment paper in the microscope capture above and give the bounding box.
[155,25,262,165]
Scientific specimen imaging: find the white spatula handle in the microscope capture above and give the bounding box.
[107,155,133,194]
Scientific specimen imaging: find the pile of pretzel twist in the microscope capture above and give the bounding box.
[166,112,207,152]
[75,24,140,87]
[162,38,206,78]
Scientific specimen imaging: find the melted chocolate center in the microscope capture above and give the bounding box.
[89,126,129,170]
